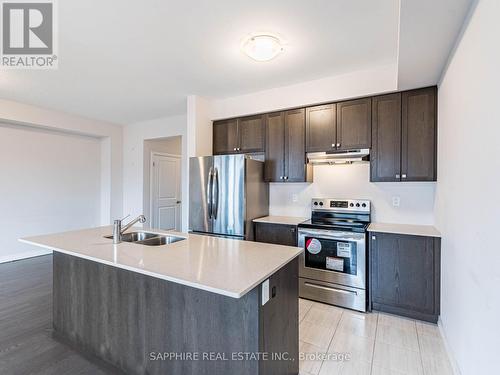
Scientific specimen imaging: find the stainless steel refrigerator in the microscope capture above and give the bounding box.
[189,154,269,240]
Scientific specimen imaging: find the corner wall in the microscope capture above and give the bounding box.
[123,114,189,231]
[0,100,123,262]
[435,1,499,374]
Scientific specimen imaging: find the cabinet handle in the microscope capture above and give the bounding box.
[290,228,296,233]
[372,236,376,240]
[331,143,335,148]
[395,174,400,179]
[336,143,341,148]
[279,176,283,180]
[402,174,407,179]
[284,176,288,180]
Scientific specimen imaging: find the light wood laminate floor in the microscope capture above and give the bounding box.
[1,255,453,375]
[298,298,454,375]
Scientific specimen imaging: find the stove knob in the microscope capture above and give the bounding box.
[349,203,354,207]
[313,202,318,206]
[356,203,360,207]
[362,203,367,208]
[319,202,324,206]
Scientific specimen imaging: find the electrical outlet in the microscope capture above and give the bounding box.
[292,194,298,203]
[392,196,401,207]
[262,279,270,305]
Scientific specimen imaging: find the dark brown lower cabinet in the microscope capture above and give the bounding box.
[369,232,440,323]
[255,222,298,247]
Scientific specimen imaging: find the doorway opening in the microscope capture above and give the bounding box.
[143,136,182,231]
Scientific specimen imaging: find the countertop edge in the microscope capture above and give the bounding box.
[367,223,441,238]
[18,238,301,299]
[253,216,308,226]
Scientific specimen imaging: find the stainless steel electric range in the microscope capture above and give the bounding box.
[298,198,371,312]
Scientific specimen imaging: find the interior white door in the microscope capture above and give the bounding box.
[151,153,181,231]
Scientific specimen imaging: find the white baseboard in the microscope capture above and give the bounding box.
[0,249,53,264]
[438,318,462,375]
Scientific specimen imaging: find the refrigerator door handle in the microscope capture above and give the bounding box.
[212,167,219,220]
[207,167,213,219]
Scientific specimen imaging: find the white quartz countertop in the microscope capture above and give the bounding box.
[368,223,441,238]
[253,216,308,226]
[20,226,302,298]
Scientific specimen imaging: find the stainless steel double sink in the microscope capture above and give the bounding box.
[105,231,185,246]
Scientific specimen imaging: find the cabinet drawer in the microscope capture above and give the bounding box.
[255,223,297,247]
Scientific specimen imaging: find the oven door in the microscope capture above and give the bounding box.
[298,227,366,289]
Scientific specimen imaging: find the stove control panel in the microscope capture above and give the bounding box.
[312,198,370,213]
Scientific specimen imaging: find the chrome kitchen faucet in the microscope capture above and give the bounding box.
[113,215,146,244]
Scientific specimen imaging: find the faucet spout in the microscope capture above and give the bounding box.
[113,215,146,244]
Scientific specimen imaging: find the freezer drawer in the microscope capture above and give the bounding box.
[299,277,366,312]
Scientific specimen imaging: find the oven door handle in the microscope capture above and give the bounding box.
[304,282,358,295]
[298,228,365,241]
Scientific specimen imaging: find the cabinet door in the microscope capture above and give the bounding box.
[305,104,336,152]
[265,112,285,182]
[371,233,437,317]
[255,223,297,246]
[284,109,307,182]
[402,87,437,181]
[336,98,372,150]
[213,119,238,154]
[238,114,265,153]
[371,93,402,182]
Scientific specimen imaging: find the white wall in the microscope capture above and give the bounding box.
[0,123,102,262]
[435,1,499,374]
[270,164,436,224]
[187,95,213,157]
[0,100,123,263]
[123,114,189,231]
[210,64,398,119]
[0,99,123,224]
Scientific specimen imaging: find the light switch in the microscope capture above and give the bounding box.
[392,196,401,207]
[262,279,270,305]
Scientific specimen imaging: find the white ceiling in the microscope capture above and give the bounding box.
[0,0,473,125]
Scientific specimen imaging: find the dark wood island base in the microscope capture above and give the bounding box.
[53,252,299,375]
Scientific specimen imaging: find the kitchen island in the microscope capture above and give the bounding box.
[20,226,302,375]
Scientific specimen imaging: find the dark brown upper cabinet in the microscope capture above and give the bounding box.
[371,93,402,182]
[402,87,437,181]
[371,87,437,182]
[213,114,265,155]
[213,118,238,155]
[306,104,336,152]
[264,112,285,182]
[265,109,311,183]
[336,98,372,150]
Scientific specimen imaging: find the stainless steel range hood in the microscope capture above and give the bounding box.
[307,149,370,165]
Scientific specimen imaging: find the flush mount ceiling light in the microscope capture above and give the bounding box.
[241,34,284,62]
